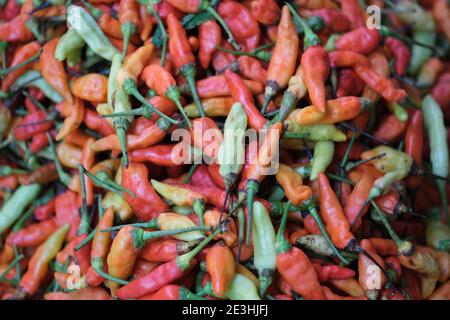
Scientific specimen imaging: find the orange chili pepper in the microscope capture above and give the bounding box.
[56,98,85,141]
[261,6,299,112]
[275,164,313,206]
[40,37,73,104]
[344,172,373,232]
[206,242,236,298]
[72,74,108,103]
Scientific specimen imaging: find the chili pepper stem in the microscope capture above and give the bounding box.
[0,253,24,283]
[141,225,211,241]
[151,8,167,66]
[74,228,96,251]
[371,200,414,256]
[183,164,198,184]
[181,63,205,118]
[120,23,136,62]
[92,257,129,285]
[286,2,320,48]
[176,228,221,270]
[307,203,350,264]
[46,133,71,187]
[77,165,91,235]
[80,165,136,197]
[193,199,205,226]
[0,51,42,76]
[116,124,129,168]
[101,219,158,232]
[275,201,292,253]
[245,180,259,246]
[236,208,245,261]
[201,4,240,51]
[166,85,192,129]
[122,79,179,125]
[345,153,387,173]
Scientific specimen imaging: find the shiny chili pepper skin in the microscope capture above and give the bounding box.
[385,37,411,76]
[218,1,260,50]
[72,74,108,103]
[198,20,222,69]
[301,46,330,113]
[6,218,58,247]
[55,191,80,241]
[206,242,236,298]
[13,110,53,141]
[310,9,352,33]
[335,28,381,55]
[19,224,70,296]
[344,173,373,232]
[40,37,73,104]
[34,198,56,221]
[312,261,356,282]
[224,69,267,130]
[2,41,41,93]
[336,68,364,98]
[121,162,169,221]
[318,173,355,249]
[0,14,33,42]
[374,114,406,143]
[251,0,281,25]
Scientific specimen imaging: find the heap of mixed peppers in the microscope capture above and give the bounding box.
[0,0,449,301]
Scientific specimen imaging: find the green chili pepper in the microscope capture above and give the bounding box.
[25,17,45,43]
[252,201,276,297]
[422,95,449,218]
[55,28,85,61]
[225,273,261,300]
[67,5,119,61]
[310,140,334,180]
[285,120,346,141]
[218,102,247,213]
[0,184,41,234]
[408,31,436,75]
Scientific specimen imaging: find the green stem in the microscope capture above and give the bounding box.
[286,2,320,48]
[101,219,158,232]
[77,165,90,235]
[0,52,41,76]
[204,5,240,50]
[142,225,211,241]
[92,258,129,285]
[345,153,386,172]
[46,133,71,187]
[74,228,96,251]
[120,23,136,62]
[182,64,205,118]
[245,180,259,246]
[0,254,24,283]
[183,163,198,183]
[152,7,167,66]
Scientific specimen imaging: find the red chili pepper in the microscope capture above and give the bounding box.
[318,172,355,249]
[198,20,222,69]
[237,56,267,83]
[207,164,226,190]
[1,41,41,93]
[121,162,169,221]
[13,110,53,141]
[0,14,33,42]
[34,198,56,221]
[190,164,219,189]
[217,1,260,50]
[354,64,407,102]
[340,0,366,28]
[358,239,386,300]
[55,190,80,241]
[129,144,181,167]
[335,27,381,55]
[115,229,219,299]
[6,218,58,247]
[250,0,281,25]
[310,9,352,32]
[373,114,406,142]
[405,110,423,188]
[385,37,410,76]
[193,74,264,98]
[344,172,374,232]
[224,69,267,130]
[336,68,364,98]
[0,0,21,21]
[261,5,299,112]
[312,261,356,282]
[140,238,192,263]
[30,132,49,153]
[328,50,370,68]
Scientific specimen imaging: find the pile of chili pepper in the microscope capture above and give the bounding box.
[0,0,449,301]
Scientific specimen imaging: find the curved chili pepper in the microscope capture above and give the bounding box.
[358,239,387,300]
[19,224,69,296]
[121,162,169,221]
[261,6,299,113]
[115,228,220,299]
[0,14,33,42]
[118,0,140,61]
[224,69,267,130]
[373,114,406,143]
[250,0,280,25]
[140,238,193,263]
[167,12,204,117]
[13,110,53,141]
[336,68,364,98]
[385,37,410,77]
[198,20,222,69]
[72,73,108,103]
[56,98,85,141]
[40,37,73,104]
[206,242,235,298]
[288,4,329,113]
[335,27,381,55]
